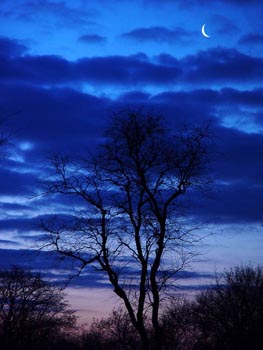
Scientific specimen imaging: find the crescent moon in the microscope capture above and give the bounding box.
[201,24,210,38]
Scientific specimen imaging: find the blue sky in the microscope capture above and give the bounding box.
[0,0,262,319]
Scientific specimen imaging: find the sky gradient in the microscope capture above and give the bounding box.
[0,0,262,321]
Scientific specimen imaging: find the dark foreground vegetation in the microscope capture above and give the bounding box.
[0,266,76,350]
[1,265,263,350]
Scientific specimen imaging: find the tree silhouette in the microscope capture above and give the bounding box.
[42,111,212,350]
[194,266,263,350]
[160,298,196,350]
[84,308,140,350]
[0,266,76,350]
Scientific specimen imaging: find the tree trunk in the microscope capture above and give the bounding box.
[153,327,163,350]
[138,327,150,350]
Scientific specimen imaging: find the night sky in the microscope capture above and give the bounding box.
[0,0,262,320]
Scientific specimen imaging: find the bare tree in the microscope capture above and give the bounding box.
[194,266,263,350]
[42,111,212,350]
[0,266,76,350]
[160,297,196,350]
[84,307,140,350]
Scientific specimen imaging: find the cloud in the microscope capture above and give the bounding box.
[0,54,74,84]
[189,182,263,224]
[223,0,262,3]
[0,202,31,211]
[1,43,261,88]
[180,47,263,84]
[152,88,263,108]
[210,14,239,35]
[0,0,96,27]
[0,216,39,233]
[145,0,262,6]
[148,87,262,132]
[0,36,262,229]
[78,34,107,43]
[0,84,111,155]
[0,52,181,87]
[0,239,20,245]
[122,26,192,43]
[0,166,37,195]
[75,54,177,85]
[0,248,100,285]
[0,36,27,57]
[239,34,263,45]
[0,249,37,268]
[0,80,262,209]
[0,248,215,290]
[118,91,151,102]
[184,126,263,223]
[215,127,263,183]
[0,214,87,246]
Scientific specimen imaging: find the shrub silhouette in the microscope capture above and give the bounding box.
[0,266,76,350]
[194,266,263,350]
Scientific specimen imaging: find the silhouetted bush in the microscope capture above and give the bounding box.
[160,298,196,350]
[193,266,263,350]
[83,308,141,350]
[0,266,77,350]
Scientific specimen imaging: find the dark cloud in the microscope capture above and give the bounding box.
[0,166,37,195]
[155,53,179,66]
[0,249,37,269]
[189,182,263,224]
[180,47,263,84]
[218,87,263,106]
[215,128,263,183]
[0,0,95,27]
[1,45,261,88]
[0,35,262,235]
[145,88,262,132]
[0,248,102,286]
[184,126,263,224]
[0,53,181,86]
[152,88,263,108]
[0,248,214,289]
[122,26,191,43]
[0,239,20,245]
[0,216,42,233]
[0,36,27,57]
[0,81,262,227]
[210,14,239,35]
[176,271,214,279]
[0,54,73,84]
[145,0,261,5]
[0,201,31,211]
[224,0,262,3]
[2,83,255,151]
[118,91,151,102]
[0,213,82,234]
[76,54,181,85]
[239,34,263,45]
[0,84,110,155]
[78,34,107,43]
